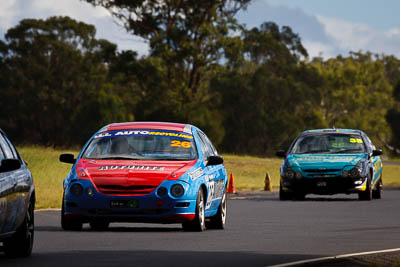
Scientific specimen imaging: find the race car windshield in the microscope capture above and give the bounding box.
[291,134,366,154]
[82,129,197,160]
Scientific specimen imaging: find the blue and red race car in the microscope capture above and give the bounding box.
[59,122,227,231]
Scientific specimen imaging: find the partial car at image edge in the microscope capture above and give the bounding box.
[0,129,35,257]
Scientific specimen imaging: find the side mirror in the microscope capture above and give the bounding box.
[276,150,286,158]
[0,159,21,172]
[372,149,383,157]
[59,153,76,164]
[207,155,224,166]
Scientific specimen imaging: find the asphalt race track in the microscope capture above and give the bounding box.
[1,190,400,267]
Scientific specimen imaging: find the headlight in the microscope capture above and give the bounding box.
[70,183,83,196]
[350,159,366,178]
[171,184,184,197]
[350,168,361,178]
[157,186,168,197]
[285,170,295,179]
[355,160,365,170]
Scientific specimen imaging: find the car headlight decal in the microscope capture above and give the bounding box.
[70,183,83,196]
[285,169,295,179]
[349,158,367,178]
[157,186,168,197]
[171,184,184,197]
[350,168,361,178]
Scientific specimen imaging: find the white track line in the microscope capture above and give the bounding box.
[267,248,400,267]
[35,208,61,212]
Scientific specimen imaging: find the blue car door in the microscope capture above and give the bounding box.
[196,131,225,213]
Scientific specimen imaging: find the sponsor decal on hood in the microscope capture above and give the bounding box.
[74,159,197,191]
[288,154,367,168]
[98,165,164,171]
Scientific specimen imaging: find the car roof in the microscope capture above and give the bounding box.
[301,128,364,135]
[104,122,193,133]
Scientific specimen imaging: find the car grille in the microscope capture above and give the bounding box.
[96,185,157,195]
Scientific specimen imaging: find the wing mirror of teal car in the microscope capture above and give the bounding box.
[59,153,76,164]
[0,159,21,172]
[276,150,286,158]
[372,149,383,156]
[207,155,224,166]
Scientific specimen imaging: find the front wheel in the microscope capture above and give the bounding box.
[359,175,372,201]
[61,195,82,231]
[182,187,206,232]
[90,220,110,231]
[279,184,293,200]
[372,176,382,199]
[4,199,35,257]
[206,191,227,229]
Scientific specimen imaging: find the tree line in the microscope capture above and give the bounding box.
[1,0,400,155]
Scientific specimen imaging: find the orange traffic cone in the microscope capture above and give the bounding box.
[264,172,271,191]
[228,173,236,194]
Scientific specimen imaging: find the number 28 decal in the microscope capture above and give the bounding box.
[171,140,191,148]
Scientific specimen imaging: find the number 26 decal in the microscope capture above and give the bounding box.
[171,141,191,148]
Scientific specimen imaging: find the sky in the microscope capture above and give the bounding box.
[1,0,400,59]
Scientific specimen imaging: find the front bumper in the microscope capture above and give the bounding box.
[63,180,197,224]
[280,176,367,195]
[64,195,196,223]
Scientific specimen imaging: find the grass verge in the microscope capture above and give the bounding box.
[18,146,78,209]
[17,146,400,209]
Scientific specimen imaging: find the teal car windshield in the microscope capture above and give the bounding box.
[291,134,366,154]
[82,129,197,160]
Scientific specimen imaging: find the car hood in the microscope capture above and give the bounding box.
[287,153,367,170]
[75,159,196,195]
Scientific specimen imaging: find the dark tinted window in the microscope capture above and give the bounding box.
[3,135,19,160]
[201,132,218,156]
[363,135,376,152]
[0,134,14,159]
[82,129,197,160]
[0,145,4,161]
[196,132,209,160]
[291,133,366,154]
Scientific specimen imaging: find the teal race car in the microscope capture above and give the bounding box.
[276,129,383,201]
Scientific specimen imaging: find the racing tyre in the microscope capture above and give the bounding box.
[279,185,292,200]
[293,192,305,201]
[206,191,227,229]
[182,187,206,232]
[4,199,35,257]
[372,176,382,199]
[358,174,372,201]
[90,220,110,231]
[61,196,82,231]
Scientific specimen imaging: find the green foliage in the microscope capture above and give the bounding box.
[84,0,251,145]
[311,52,393,148]
[0,5,399,155]
[0,16,133,146]
[383,55,400,150]
[213,22,325,154]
